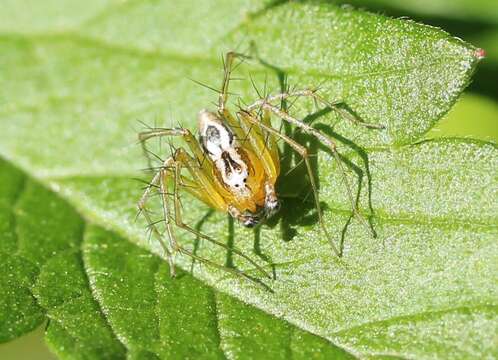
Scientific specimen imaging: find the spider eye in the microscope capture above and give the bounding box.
[235,184,239,187]
[243,178,247,183]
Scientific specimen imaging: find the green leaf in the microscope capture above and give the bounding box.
[0,1,496,359]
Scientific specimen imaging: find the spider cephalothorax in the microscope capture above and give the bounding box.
[137,52,382,281]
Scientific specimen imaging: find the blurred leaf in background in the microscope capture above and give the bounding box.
[0,0,496,359]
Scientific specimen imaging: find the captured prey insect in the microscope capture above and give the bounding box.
[137,52,384,282]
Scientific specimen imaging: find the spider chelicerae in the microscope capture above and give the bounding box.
[137,52,383,283]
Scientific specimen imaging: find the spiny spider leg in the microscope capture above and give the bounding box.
[219,51,251,113]
[171,150,272,279]
[245,103,375,241]
[138,130,271,282]
[218,55,282,183]
[139,128,209,170]
[220,49,383,131]
[246,89,385,130]
[137,161,176,276]
[154,153,269,285]
[238,110,341,257]
[216,51,258,153]
[174,247,265,287]
[158,159,181,269]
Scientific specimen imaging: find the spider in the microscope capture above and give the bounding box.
[137,52,383,282]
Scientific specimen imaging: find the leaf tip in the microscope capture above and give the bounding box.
[473,48,486,60]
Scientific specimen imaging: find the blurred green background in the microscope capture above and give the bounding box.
[0,0,496,358]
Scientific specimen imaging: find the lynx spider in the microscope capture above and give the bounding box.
[137,52,383,282]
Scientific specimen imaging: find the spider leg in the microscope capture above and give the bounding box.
[246,89,385,129]
[169,151,271,279]
[219,51,251,114]
[217,52,257,148]
[153,150,269,284]
[235,108,280,180]
[138,128,209,169]
[257,104,375,237]
[217,51,280,173]
[139,151,249,279]
[139,127,229,204]
[240,105,376,254]
[137,127,225,275]
[137,162,177,276]
[238,110,340,256]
